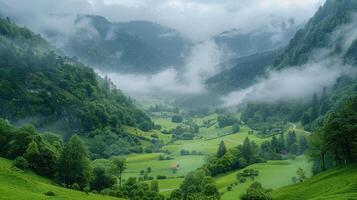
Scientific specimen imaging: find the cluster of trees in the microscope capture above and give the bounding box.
[168,126,196,140]
[260,131,308,160]
[1,118,165,199]
[204,138,262,176]
[308,95,357,173]
[240,182,272,200]
[171,115,183,123]
[169,169,220,200]
[217,115,239,128]
[148,104,180,114]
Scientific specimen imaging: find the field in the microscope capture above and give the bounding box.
[271,165,357,200]
[0,157,120,200]
[215,156,312,200]
[123,153,205,178]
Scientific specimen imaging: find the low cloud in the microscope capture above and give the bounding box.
[99,40,223,97]
[222,60,350,107]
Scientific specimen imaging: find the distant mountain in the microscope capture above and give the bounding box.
[46,15,191,74]
[214,18,299,58]
[206,49,283,94]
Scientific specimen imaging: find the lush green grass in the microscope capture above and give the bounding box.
[123,126,172,143]
[271,165,357,200]
[122,153,205,179]
[164,126,269,156]
[0,157,120,200]
[215,156,312,200]
[152,116,184,130]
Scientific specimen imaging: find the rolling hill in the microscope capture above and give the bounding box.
[271,165,357,200]
[0,157,120,200]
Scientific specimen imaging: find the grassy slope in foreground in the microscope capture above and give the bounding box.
[271,165,357,200]
[0,157,119,200]
[215,156,311,200]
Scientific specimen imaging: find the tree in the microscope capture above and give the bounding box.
[298,135,309,154]
[286,131,297,147]
[171,115,183,123]
[307,129,328,172]
[289,143,299,155]
[150,180,159,192]
[57,135,91,188]
[170,189,183,200]
[24,141,40,168]
[12,156,29,170]
[110,157,126,186]
[321,96,357,165]
[296,168,306,182]
[240,182,272,200]
[90,166,115,191]
[217,140,227,158]
[232,123,241,133]
[242,137,252,163]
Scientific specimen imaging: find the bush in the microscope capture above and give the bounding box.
[44,191,55,196]
[12,156,29,170]
[227,185,233,191]
[157,175,167,179]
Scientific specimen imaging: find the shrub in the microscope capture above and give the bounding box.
[12,156,29,170]
[157,175,167,179]
[44,191,55,196]
[227,185,233,191]
[71,183,80,190]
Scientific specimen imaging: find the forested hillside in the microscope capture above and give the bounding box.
[206,49,283,94]
[47,15,191,74]
[0,17,153,156]
[240,0,357,133]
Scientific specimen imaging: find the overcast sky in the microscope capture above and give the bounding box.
[0,0,325,41]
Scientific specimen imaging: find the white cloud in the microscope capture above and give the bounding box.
[98,40,223,96]
[0,0,324,41]
[222,59,352,107]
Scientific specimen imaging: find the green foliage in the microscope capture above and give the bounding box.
[180,169,220,200]
[171,115,183,123]
[217,140,228,158]
[217,115,238,128]
[0,17,153,157]
[57,135,91,188]
[90,165,115,191]
[150,180,159,192]
[232,123,241,133]
[110,157,126,186]
[240,182,272,200]
[12,156,29,170]
[308,95,357,173]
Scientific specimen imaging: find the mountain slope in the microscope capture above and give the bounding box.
[206,49,283,94]
[271,166,357,200]
[0,157,120,200]
[273,0,357,69]
[48,15,191,74]
[0,17,153,156]
[239,0,357,131]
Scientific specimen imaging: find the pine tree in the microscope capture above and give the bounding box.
[217,140,227,158]
[242,137,252,163]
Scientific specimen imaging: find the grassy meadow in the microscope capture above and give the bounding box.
[215,156,312,200]
[0,157,120,200]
